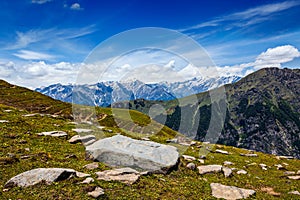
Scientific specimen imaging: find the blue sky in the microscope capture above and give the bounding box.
[0,0,300,88]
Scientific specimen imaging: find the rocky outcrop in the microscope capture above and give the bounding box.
[86,135,179,173]
[210,183,256,200]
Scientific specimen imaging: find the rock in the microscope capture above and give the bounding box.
[274,164,285,170]
[287,176,300,180]
[22,113,39,117]
[297,170,300,175]
[86,135,179,173]
[215,149,229,155]
[166,138,178,143]
[261,187,281,196]
[141,137,150,141]
[88,187,104,198]
[237,170,247,175]
[75,171,90,178]
[68,135,96,144]
[224,161,234,166]
[289,191,300,195]
[222,167,233,178]
[4,168,76,188]
[72,128,92,133]
[4,109,12,112]
[276,155,294,160]
[198,159,205,164]
[84,139,96,146]
[0,120,9,123]
[182,155,196,161]
[284,171,296,176]
[37,131,67,137]
[197,165,222,175]
[199,155,206,159]
[186,163,196,170]
[84,162,99,170]
[81,177,94,184]
[210,183,256,200]
[96,168,140,184]
[259,164,268,170]
[240,153,257,157]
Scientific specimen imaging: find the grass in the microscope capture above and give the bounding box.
[1,103,300,199]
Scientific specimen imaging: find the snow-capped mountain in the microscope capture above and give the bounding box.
[35,76,241,107]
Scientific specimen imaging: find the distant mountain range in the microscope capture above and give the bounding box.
[35,75,241,106]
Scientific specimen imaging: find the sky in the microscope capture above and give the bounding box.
[0,0,300,88]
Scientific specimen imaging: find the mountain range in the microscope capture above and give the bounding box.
[35,76,241,107]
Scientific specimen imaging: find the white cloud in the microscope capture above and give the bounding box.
[253,45,300,69]
[0,61,16,78]
[13,50,55,60]
[70,3,83,10]
[181,1,300,32]
[31,0,52,4]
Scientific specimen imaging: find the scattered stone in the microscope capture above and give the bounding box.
[65,154,77,159]
[86,135,179,173]
[274,164,285,170]
[96,168,140,184]
[84,162,99,170]
[199,155,206,159]
[20,155,31,160]
[87,187,104,198]
[37,131,67,137]
[276,156,294,160]
[97,126,105,129]
[182,155,196,161]
[246,162,257,167]
[210,183,256,200]
[81,177,94,184]
[105,129,113,133]
[75,171,90,178]
[237,170,247,175]
[24,148,30,152]
[22,113,39,117]
[72,128,92,133]
[19,140,28,144]
[198,159,205,164]
[297,170,300,175]
[141,137,150,141]
[261,187,281,196]
[287,176,300,180]
[4,168,76,188]
[282,162,289,166]
[197,165,222,175]
[68,122,78,125]
[3,109,12,112]
[240,153,258,157]
[215,149,229,155]
[190,141,197,146]
[68,135,96,144]
[222,167,233,178]
[224,161,234,166]
[0,120,9,123]
[186,163,196,170]
[166,138,178,143]
[284,171,296,176]
[289,191,300,195]
[259,164,268,170]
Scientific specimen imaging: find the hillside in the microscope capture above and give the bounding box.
[127,68,300,158]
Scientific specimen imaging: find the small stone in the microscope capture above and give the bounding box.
[222,167,232,178]
[261,187,281,196]
[88,187,104,198]
[197,165,222,175]
[96,168,140,184]
[284,171,296,176]
[198,159,205,164]
[186,163,196,170]
[296,170,300,175]
[0,120,9,123]
[259,164,268,170]
[24,148,30,152]
[199,155,206,159]
[240,153,258,157]
[68,135,96,144]
[81,177,94,184]
[276,155,294,160]
[210,183,256,200]
[37,131,67,137]
[215,149,229,155]
[4,109,12,112]
[75,171,90,178]
[224,161,234,166]
[141,137,150,141]
[166,138,178,143]
[182,155,196,161]
[72,129,92,133]
[84,162,99,170]
[237,170,247,175]
[289,191,300,195]
[287,176,300,180]
[274,164,285,170]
